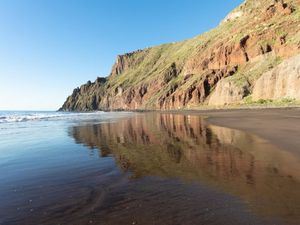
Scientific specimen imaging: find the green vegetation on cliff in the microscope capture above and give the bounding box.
[60,0,300,111]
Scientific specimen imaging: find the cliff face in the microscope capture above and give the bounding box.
[60,0,300,111]
[253,54,300,100]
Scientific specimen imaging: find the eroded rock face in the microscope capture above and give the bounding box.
[59,78,107,111]
[158,67,238,109]
[253,54,300,100]
[221,11,243,24]
[110,50,147,76]
[60,0,300,111]
[264,0,295,18]
[208,79,249,106]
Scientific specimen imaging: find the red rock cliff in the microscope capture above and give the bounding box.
[60,0,300,111]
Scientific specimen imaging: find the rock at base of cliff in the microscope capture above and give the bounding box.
[253,54,300,101]
[208,78,249,106]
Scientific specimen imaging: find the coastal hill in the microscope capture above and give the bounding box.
[60,0,300,111]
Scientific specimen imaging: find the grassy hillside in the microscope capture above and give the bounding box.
[60,0,300,111]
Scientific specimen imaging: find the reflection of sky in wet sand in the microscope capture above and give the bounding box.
[70,113,300,224]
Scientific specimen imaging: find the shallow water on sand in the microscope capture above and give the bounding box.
[0,112,299,225]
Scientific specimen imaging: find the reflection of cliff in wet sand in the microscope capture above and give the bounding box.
[70,113,300,224]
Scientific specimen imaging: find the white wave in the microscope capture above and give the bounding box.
[0,111,118,123]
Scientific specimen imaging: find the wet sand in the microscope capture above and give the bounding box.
[178,108,300,156]
[68,112,300,225]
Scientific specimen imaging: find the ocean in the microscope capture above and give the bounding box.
[0,111,299,225]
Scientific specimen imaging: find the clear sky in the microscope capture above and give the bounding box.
[0,0,243,110]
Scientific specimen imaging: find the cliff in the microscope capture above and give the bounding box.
[60,0,300,111]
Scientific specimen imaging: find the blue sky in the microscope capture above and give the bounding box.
[0,0,243,110]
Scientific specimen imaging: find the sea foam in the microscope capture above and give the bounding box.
[0,111,107,123]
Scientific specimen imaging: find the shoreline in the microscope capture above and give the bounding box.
[168,107,300,156]
[58,104,300,113]
[58,107,300,155]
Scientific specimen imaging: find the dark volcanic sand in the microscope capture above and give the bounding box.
[181,108,300,156]
[0,110,300,225]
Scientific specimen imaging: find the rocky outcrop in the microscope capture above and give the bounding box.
[110,50,147,76]
[208,79,250,106]
[59,78,107,111]
[221,11,243,24]
[253,54,300,100]
[60,0,300,111]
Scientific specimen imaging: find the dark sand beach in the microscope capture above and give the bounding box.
[180,108,300,156]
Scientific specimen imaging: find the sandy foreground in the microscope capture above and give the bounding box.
[174,108,300,156]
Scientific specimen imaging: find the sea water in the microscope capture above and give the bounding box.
[0,111,299,225]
